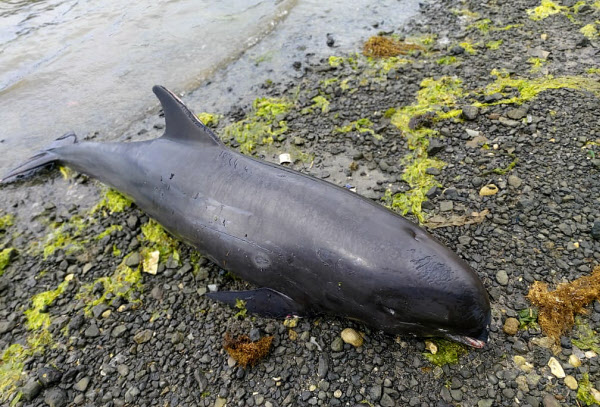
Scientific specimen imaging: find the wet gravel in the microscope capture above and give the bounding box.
[1,0,600,406]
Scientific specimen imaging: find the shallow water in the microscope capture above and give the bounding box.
[0,0,420,174]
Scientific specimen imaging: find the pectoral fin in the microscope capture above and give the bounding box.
[206,288,305,318]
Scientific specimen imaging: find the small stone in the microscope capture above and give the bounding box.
[427,139,444,157]
[569,354,581,367]
[503,317,519,335]
[542,394,560,407]
[127,215,139,229]
[496,270,509,286]
[478,400,494,407]
[330,337,344,352]
[548,357,565,378]
[462,105,479,120]
[479,184,499,196]
[507,107,528,120]
[317,354,329,378]
[425,167,441,176]
[584,350,597,359]
[439,201,453,212]
[369,384,382,402]
[498,117,520,127]
[125,252,140,267]
[112,324,128,338]
[591,221,600,241]
[133,329,153,344]
[333,389,342,398]
[508,175,522,188]
[125,386,140,403]
[340,328,363,347]
[20,379,42,401]
[380,393,395,407]
[293,136,306,146]
[44,388,67,407]
[101,310,111,319]
[74,377,90,392]
[564,375,577,390]
[215,397,227,407]
[143,250,159,274]
[425,340,438,354]
[117,364,129,377]
[38,366,62,387]
[91,303,109,319]
[84,324,100,338]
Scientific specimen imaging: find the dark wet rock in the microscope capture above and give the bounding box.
[427,138,444,157]
[91,303,109,318]
[44,388,67,407]
[38,366,63,387]
[112,324,128,338]
[73,377,90,392]
[133,329,153,344]
[591,221,600,241]
[125,252,140,267]
[462,105,479,121]
[317,354,329,378]
[21,379,43,401]
[507,107,528,120]
[84,324,100,338]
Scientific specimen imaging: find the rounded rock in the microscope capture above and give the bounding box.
[503,318,519,336]
[340,328,363,347]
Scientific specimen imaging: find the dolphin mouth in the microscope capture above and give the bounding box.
[446,334,486,348]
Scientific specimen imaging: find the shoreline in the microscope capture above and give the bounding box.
[2,0,600,406]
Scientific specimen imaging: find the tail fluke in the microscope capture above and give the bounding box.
[1,132,78,184]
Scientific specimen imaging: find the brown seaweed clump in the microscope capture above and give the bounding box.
[363,36,423,58]
[223,333,274,368]
[527,265,600,341]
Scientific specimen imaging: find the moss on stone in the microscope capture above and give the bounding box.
[92,189,133,214]
[527,0,568,21]
[577,373,599,405]
[437,56,458,65]
[580,22,599,39]
[335,118,380,139]
[197,112,220,127]
[222,97,292,155]
[0,248,15,276]
[572,317,600,353]
[423,339,467,366]
[476,69,600,106]
[0,213,14,231]
[77,262,142,312]
[302,96,330,114]
[42,216,89,258]
[140,219,180,264]
[96,224,123,240]
[25,279,70,330]
[486,39,503,50]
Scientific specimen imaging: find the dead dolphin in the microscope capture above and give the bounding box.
[1,86,491,347]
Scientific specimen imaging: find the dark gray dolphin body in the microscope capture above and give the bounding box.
[2,86,491,347]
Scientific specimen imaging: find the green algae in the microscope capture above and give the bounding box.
[222,97,291,155]
[42,216,89,258]
[92,189,133,214]
[97,224,123,240]
[580,22,599,39]
[437,56,458,65]
[423,339,467,366]
[527,0,568,21]
[451,8,480,19]
[335,118,379,138]
[572,318,600,353]
[486,39,503,50]
[25,279,70,330]
[302,96,330,114]
[468,18,492,33]
[494,23,524,31]
[197,112,220,127]
[577,373,599,406]
[475,69,600,106]
[0,213,14,231]
[518,308,539,329]
[386,77,463,221]
[587,68,600,74]
[459,41,477,55]
[528,57,546,73]
[77,262,142,312]
[140,219,180,264]
[0,248,15,276]
[0,330,53,403]
[234,299,248,320]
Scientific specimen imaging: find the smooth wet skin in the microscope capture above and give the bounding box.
[2,86,491,347]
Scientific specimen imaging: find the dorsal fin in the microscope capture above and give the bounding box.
[152,85,223,146]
